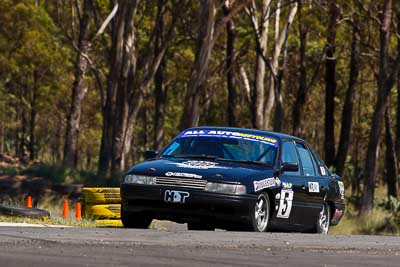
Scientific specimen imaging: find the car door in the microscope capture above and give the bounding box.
[294,142,325,226]
[274,140,307,226]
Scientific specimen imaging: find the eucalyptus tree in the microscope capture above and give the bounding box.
[180,0,251,129]
[98,0,187,177]
[63,0,94,168]
[361,0,400,214]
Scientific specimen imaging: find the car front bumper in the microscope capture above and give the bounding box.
[121,183,257,224]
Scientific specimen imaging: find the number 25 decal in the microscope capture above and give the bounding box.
[277,189,294,219]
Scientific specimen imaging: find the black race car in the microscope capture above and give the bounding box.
[121,127,345,233]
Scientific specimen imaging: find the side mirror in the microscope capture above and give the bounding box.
[144,150,158,159]
[281,162,299,172]
[330,173,340,180]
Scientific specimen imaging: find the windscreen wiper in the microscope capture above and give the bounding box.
[160,154,176,158]
[172,154,219,160]
[217,158,272,167]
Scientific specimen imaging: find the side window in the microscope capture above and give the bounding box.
[281,141,300,176]
[296,143,316,176]
[310,148,329,176]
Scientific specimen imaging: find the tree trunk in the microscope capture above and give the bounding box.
[179,0,249,129]
[20,107,27,159]
[98,115,112,176]
[29,70,38,161]
[110,0,140,177]
[99,0,240,175]
[353,131,360,197]
[18,88,27,159]
[154,65,167,151]
[86,148,92,170]
[263,0,297,130]
[154,0,167,151]
[263,0,280,130]
[0,120,3,155]
[109,0,177,176]
[111,83,131,177]
[272,0,298,132]
[180,0,216,129]
[98,0,134,177]
[396,41,400,165]
[239,66,251,104]
[251,0,271,129]
[324,0,340,167]
[292,0,307,136]
[51,114,63,163]
[143,106,150,150]
[154,65,168,151]
[224,0,237,127]
[272,39,288,132]
[335,19,361,177]
[360,0,400,214]
[63,0,92,168]
[385,108,398,198]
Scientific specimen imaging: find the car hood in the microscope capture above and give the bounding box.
[126,158,276,184]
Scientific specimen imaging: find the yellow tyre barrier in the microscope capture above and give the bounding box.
[95,219,123,227]
[82,188,121,204]
[84,204,121,219]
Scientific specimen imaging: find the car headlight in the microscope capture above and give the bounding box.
[124,174,155,185]
[205,182,246,195]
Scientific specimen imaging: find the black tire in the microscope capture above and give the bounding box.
[315,202,330,234]
[121,209,152,229]
[187,222,215,231]
[0,205,50,219]
[248,192,270,232]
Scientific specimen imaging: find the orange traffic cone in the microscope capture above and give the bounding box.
[62,200,69,218]
[26,195,32,208]
[75,201,82,220]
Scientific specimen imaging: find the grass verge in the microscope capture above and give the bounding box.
[0,215,97,227]
[330,187,400,235]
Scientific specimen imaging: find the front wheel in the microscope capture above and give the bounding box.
[249,192,270,232]
[315,202,330,234]
[121,209,152,229]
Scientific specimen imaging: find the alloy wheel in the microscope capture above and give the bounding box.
[254,194,269,232]
[317,203,330,234]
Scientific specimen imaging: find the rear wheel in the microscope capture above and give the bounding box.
[121,209,152,229]
[315,203,330,234]
[249,192,270,232]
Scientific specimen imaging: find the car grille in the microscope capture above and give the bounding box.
[154,176,207,190]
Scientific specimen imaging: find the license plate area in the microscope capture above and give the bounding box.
[163,189,190,204]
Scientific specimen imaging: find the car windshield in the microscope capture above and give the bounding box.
[161,130,279,166]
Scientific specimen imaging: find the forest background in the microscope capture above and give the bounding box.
[0,0,400,224]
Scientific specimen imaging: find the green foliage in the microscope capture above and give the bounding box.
[22,164,72,184]
[331,201,400,236]
[331,184,400,236]
[20,163,112,186]
[0,0,398,220]
[387,196,400,224]
[0,167,19,176]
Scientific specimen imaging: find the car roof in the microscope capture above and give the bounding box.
[186,126,305,143]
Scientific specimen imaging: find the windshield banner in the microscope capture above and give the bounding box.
[177,130,278,147]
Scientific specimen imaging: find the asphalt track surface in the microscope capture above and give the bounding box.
[0,226,399,267]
